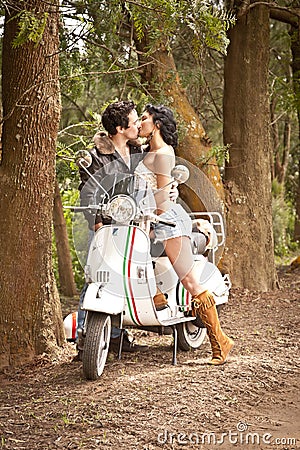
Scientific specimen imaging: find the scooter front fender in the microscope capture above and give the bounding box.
[82,283,124,315]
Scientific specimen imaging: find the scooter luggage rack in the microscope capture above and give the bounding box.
[190,211,226,265]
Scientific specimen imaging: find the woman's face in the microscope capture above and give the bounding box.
[138,111,155,138]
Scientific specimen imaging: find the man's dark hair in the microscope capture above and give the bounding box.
[102,101,136,135]
[144,104,178,149]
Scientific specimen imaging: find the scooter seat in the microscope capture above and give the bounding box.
[190,231,207,255]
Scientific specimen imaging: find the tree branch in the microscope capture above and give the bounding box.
[237,1,300,26]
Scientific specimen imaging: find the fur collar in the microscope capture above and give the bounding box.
[93,132,115,155]
[93,131,143,155]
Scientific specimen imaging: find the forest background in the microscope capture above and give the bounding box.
[0,0,299,367]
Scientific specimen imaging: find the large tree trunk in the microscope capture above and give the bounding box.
[223,3,277,290]
[135,38,225,214]
[290,21,300,242]
[53,180,78,297]
[0,1,65,368]
[269,4,300,246]
[295,158,300,242]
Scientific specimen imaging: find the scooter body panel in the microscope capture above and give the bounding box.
[84,225,162,326]
[154,256,230,310]
[83,283,125,314]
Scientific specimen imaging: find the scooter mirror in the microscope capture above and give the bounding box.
[75,150,92,168]
[171,165,190,184]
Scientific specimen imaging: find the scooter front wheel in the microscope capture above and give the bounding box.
[82,312,111,380]
[177,321,207,351]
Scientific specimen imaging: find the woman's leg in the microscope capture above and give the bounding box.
[163,236,204,295]
[164,236,233,365]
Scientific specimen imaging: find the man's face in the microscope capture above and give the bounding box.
[123,110,140,140]
[138,111,154,139]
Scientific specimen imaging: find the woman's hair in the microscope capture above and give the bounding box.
[102,100,136,135]
[145,104,178,149]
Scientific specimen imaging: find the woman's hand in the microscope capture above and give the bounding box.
[169,181,179,202]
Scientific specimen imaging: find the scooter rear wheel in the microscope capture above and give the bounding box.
[177,321,207,351]
[82,312,111,380]
[177,304,223,351]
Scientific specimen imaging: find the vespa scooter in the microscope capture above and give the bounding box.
[64,152,231,380]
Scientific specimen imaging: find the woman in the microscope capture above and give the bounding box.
[137,104,233,365]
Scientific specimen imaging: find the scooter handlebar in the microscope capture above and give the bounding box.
[65,206,176,227]
[147,213,176,227]
[64,205,101,212]
[157,219,176,227]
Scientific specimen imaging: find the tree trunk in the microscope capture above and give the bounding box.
[269,3,300,245]
[135,38,225,214]
[290,21,300,242]
[0,1,65,368]
[53,180,78,297]
[223,3,277,290]
[294,158,300,242]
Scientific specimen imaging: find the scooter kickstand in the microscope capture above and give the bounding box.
[171,325,178,366]
[118,329,125,360]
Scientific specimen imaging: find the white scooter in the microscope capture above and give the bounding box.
[64,152,231,380]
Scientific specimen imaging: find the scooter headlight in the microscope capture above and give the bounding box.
[106,195,137,223]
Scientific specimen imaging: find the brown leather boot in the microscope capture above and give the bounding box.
[153,290,168,311]
[192,291,234,365]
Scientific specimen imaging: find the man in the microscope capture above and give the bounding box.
[77,100,174,355]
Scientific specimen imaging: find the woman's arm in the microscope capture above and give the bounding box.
[153,148,175,214]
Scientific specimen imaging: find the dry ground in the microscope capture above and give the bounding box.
[0,266,299,450]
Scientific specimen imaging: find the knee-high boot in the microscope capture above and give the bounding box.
[192,291,234,365]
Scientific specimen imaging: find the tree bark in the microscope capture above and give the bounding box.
[53,180,78,297]
[289,20,300,241]
[0,0,65,368]
[269,3,300,244]
[223,3,277,290]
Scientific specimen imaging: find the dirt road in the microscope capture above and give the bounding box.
[0,266,299,449]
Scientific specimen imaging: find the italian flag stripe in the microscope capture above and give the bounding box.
[72,312,77,340]
[123,227,142,326]
[181,285,190,306]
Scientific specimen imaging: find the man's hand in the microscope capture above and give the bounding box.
[169,181,179,202]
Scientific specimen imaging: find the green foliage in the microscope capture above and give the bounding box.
[195,143,231,170]
[57,0,235,139]
[128,0,235,55]
[52,187,86,292]
[62,188,85,290]
[272,178,297,256]
[211,143,230,165]
[272,177,284,198]
[186,2,234,55]
[12,10,48,47]
[272,194,296,256]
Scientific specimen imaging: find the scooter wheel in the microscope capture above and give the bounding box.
[177,321,207,351]
[177,304,223,351]
[82,312,111,380]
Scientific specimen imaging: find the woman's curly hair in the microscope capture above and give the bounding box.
[145,104,178,149]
